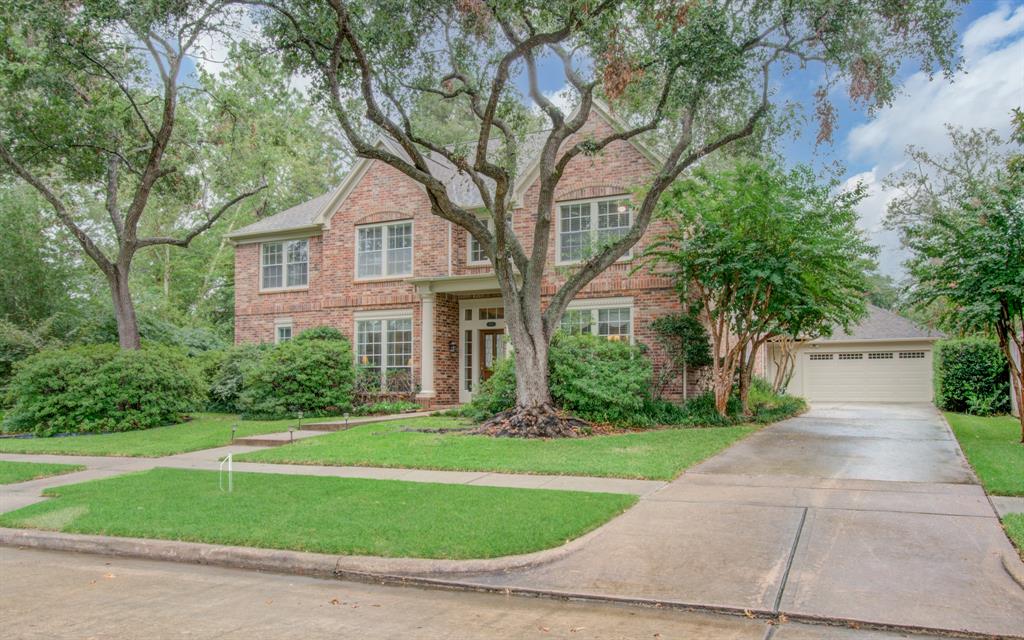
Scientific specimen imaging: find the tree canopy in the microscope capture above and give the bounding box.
[643,159,875,415]
[249,0,964,435]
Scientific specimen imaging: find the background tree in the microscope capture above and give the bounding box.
[0,1,269,349]
[252,0,962,436]
[643,160,874,416]
[865,272,900,310]
[898,119,1024,441]
[128,43,349,338]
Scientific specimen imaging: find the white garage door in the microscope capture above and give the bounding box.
[800,346,933,403]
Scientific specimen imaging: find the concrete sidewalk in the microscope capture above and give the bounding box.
[0,449,666,516]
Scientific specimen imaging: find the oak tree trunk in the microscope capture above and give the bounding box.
[109,266,141,350]
[474,290,587,438]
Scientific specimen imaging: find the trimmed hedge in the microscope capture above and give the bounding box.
[2,344,204,436]
[463,333,653,425]
[934,338,1010,416]
[237,337,356,419]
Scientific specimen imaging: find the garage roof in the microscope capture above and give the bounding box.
[820,305,942,342]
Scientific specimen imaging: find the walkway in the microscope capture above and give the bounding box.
[0,445,665,515]
[448,404,1024,638]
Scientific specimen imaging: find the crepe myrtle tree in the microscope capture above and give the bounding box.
[253,0,962,436]
[642,160,874,417]
[0,1,268,349]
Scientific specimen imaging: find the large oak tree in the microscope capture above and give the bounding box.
[252,0,961,436]
[0,1,269,349]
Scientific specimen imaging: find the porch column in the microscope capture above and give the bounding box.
[417,292,436,400]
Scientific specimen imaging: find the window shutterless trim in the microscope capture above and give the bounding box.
[555,196,633,266]
[354,219,414,281]
[259,239,309,292]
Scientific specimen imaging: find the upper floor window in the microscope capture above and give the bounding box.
[559,304,632,342]
[357,221,413,279]
[261,239,308,290]
[557,198,632,264]
[468,218,493,264]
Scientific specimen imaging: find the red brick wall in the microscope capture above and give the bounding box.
[234,109,699,403]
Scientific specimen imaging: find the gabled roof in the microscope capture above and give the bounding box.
[227,100,662,242]
[817,305,942,342]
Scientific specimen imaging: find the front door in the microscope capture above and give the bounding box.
[479,329,505,383]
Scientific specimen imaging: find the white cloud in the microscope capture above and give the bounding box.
[531,86,579,116]
[842,168,908,278]
[844,4,1024,276]
[962,2,1024,58]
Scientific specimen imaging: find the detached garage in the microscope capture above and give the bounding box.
[767,305,942,403]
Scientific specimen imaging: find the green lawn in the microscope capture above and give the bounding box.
[945,413,1024,496]
[0,460,84,484]
[1004,514,1024,559]
[0,414,307,458]
[0,468,636,559]
[238,416,754,480]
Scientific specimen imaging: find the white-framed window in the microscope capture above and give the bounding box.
[356,221,413,279]
[558,298,633,342]
[556,197,632,264]
[354,311,414,392]
[261,239,308,290]
[809,353,833,361]
[274,319,293,343]
[468,218,492,264]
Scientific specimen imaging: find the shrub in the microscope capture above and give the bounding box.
[548,333,652,424]
[294,326,346,342]
[206,344,266,413]
[238,338,355,419]
[0,319,47,389]
[2,344,204,436]
[463,333,652,425]
[934,338,1009,415]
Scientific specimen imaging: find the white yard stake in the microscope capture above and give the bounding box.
[219,454,233,493]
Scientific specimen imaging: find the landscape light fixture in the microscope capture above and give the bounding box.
[230,424,237,442]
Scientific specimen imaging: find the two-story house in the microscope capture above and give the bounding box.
[229,104,692,408]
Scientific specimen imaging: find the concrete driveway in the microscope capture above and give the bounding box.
[459,403,1024,638]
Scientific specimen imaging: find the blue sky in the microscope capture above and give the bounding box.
[518,1,1024,278]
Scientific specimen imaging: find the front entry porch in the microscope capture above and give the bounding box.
[408,274,509,407]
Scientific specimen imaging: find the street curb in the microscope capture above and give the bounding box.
[0,524,600,578]
[2,527,1020,639]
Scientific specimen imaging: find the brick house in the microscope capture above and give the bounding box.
[229,103,703,407]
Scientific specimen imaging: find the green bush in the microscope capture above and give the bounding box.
[463,333,652,425]
[294,326,346,342]
[206,344,266,413]
[238,338,355,419]
[934,338,1009,415]
[0,319,46,389]
[2,344,204,436]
